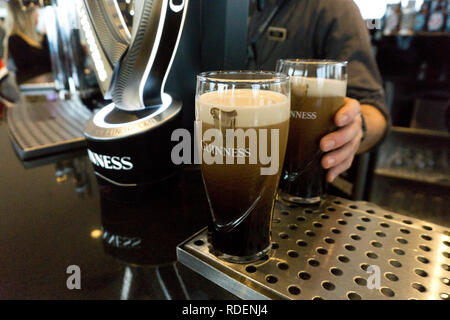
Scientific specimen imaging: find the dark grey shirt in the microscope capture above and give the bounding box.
[248,0,389,121]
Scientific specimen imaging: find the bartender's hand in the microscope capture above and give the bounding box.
[320,98,363,183]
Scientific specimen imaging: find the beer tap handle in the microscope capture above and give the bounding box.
[111,0,189,111]
[78,0,131,97]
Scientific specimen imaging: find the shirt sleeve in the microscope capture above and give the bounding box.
[313,0,391,125]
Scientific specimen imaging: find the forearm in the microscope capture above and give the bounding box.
[358,104,388,154]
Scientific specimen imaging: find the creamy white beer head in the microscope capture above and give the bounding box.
[291,76,347,97]
[197,89,290,127]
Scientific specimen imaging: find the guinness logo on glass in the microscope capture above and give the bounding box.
[290,111,318,120]
[210,108,237,136]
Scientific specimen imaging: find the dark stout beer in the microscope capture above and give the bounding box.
[280,77,346,203]
[197,89,290,260]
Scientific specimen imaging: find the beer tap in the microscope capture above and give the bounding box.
[81,0,189,187]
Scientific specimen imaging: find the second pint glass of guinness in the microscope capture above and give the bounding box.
[196,71,290,263]
[277,59,347,204]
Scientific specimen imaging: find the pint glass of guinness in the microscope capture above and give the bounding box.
[196,71,290,263]
[277,60,347,204]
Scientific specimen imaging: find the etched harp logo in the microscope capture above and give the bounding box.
[210,108,238,137]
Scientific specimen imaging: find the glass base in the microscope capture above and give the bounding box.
[279,191,321,205]
[213,245,272,264]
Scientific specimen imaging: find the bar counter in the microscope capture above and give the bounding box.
[0,118,236,299]
[0,117,449,300]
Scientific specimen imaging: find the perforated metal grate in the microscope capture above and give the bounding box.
[177,196,450,300]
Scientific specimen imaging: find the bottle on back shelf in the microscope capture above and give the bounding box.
[384,2,403,35]
[427,0,446,31]
[445,0,450,31]
[400,0,417,35]
[414,0,431,32]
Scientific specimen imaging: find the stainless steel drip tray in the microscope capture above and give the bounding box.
[177,196,450,300]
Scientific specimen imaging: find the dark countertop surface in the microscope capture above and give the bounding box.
[0,117,236,300]
[1,109,448,300]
